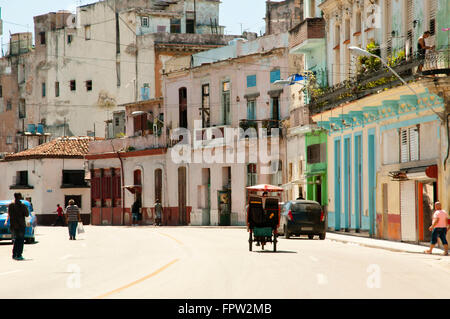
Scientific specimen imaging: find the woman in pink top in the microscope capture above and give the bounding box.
[425,202,448,256]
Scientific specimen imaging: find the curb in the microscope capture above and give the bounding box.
[327,233,445,254]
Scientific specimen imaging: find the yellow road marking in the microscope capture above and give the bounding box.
[159,232,184,246]
[94,259,179,299]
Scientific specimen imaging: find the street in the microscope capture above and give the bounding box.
[1,226,449,299]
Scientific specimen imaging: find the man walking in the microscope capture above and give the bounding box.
[65,199,81,240]
[4,193,29,260]
[54,204,64,226]
[425,202,449,256]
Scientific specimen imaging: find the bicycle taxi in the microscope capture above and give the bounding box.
[246,184,283,252]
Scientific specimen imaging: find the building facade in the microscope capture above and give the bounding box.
[0,137,96,225]
[307,0,449,240]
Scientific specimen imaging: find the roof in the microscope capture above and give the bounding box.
[4,137,101,161]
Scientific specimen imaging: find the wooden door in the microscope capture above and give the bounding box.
[178,167,187,225]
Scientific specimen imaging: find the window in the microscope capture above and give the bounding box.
[201,84,210,128]
[247,164,257,186]
[6,136,13,145]
[85,25,91,40]
[62,170,87,187]
[170,19,181,33]
[289,162,293,181]
[6,100,11,111]
[67,34,73,44]
[86,80,93,91]
[70,80,76,91]
[307,143,326,164]
[18,99,26,119]
[133,113,148,135]
[39,32,46,45]
[400,126,419,163]
[271,96,280,120]
[298,160,303,178]
[222,81,231,125]
[141,17,149,27]
[42,82,46,97]
[0,85,2,97]
[271,160,282,186]
[345,19,350,41]
[270,69,281,83]
[179,87,188,128]
[247,100,256,120]
[186,19,195,34]
[247,75,257,88]
[55,82,60,97]
[16,171,28,186]
[141,83,150,101]
[355,11,362,33]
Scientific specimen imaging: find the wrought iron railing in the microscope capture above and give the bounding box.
[308,48,450,115]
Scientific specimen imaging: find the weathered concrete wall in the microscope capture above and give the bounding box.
[265,0,302,36]
[0,158,90,221]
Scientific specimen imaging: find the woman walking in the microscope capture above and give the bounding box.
[65,199,81,240]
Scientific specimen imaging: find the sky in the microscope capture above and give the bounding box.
[0,0,275,53]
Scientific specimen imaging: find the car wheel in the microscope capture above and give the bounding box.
[284,226,290,239]
[319,232,326,240]
[308,234,314,240]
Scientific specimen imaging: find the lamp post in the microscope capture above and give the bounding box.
[349,46,444,122]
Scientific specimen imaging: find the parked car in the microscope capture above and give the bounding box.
[277,200,326,240]
[0,200,37,244]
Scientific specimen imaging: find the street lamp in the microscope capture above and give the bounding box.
[274,73,307,87]
[349,46,444,122]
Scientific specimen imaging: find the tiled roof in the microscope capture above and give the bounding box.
[4,137,102,161]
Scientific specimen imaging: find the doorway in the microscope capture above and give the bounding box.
[178,167,187,225]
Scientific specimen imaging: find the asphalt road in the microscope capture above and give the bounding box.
[1,226,449,299]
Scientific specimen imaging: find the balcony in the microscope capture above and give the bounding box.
[193,125,230,149]
[289,18,325,53]
[307,47,450,115]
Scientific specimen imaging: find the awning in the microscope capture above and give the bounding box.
[123,185,142,194]
[389,165,438,182]
[246,184,284,192]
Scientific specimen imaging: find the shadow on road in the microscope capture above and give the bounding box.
[253,250,298,254]
[0,242,12,246]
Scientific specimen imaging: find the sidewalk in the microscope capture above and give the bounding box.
[327,232,446,255]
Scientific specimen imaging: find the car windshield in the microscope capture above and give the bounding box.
[0,205,8,215]
[291,203,321,214]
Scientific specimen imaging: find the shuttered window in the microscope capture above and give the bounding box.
[400,126,419,163]
[247,164,257,186]
[428,0,437,35]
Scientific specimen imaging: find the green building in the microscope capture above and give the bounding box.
[305,130,327,208]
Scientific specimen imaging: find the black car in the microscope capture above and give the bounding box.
[277,200,326,240]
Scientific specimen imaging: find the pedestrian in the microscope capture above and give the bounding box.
[132,197,141,226]
[54,204,65,226]
[4,193,29,260]
[154,199,163,226]
[65,199,81,240]
[417,31,435,73]
[424,202,448,256]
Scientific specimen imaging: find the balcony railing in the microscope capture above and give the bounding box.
[308,48,450,114]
